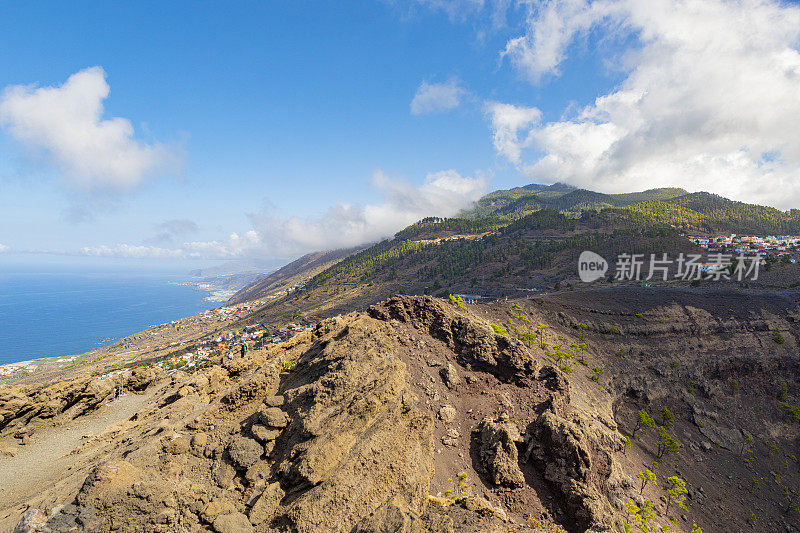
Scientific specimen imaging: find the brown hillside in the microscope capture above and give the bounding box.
[2,290,797,532]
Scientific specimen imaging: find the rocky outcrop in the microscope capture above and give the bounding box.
[18,505,102,533]
[352,494,454,533]
[12,509,47,533]
[10,313,436,533]
[2,295,645,532]
[227,436,263,469]
[477,415,525,488]
[524,408,622,532]
[74,459,179,531]
[273,315,435,532]
[124,366,164,392]
[369,296,537,383]
[439,363,461,390]
[0,377,119,434]
[5,289,797,533]
[0,365,166,439]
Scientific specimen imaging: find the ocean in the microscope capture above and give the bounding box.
[0,267,213,365]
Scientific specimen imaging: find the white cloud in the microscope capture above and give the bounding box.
[183,230,262,259]
[411,79,468,115]
[0,67,180,190]
[0,244,9,253]
[77,170,488,260]
[80,244,186,259]
[78,233,259,260]
[502,0,612,83]
[490,0,800,208]
[245,169,488,258]
[485,101,541,164]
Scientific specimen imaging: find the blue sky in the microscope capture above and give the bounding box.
[2,1,800,268]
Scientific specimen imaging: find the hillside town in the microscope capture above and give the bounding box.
[144,321,311,373]
[137,321,313,377]
[687,234,800,260]
[410,232,494,245]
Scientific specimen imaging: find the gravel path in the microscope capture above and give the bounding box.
[0,389,157,529]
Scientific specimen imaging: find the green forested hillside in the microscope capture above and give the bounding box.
[239,206,699,325]
[238,183,800,325]
[301,209,692,296]
[393,216,507,241]
[621,192,800,235]
[621,200,706,232]
[461,184,688,219]
[463,184,800,235]
[463,182,574,218]
[544,188,687,215]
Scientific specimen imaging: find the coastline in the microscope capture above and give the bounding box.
[0,353,84,382]
[173,270,265,303]
[0,294,262,386]
[0,273,221,381]
[172,280,238,303]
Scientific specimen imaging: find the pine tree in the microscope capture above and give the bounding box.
[637,469,657,494]
[663,476,688,515]
[656,426,679,459]
[632,409,656,440]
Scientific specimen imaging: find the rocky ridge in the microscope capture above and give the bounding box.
[4,289,796,532]
[1,295,636,532]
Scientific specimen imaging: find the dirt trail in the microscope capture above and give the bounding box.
[0,388,158,530]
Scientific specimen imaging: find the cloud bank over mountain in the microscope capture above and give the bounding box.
[79,169,488,260]
[484,0,800,209]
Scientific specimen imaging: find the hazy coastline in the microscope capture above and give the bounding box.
[0,269,215,371]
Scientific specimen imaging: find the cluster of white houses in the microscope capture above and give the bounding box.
[687,234,800,260]
[133,322,313,375]
[3,309,313,382]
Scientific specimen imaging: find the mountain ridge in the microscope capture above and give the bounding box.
[227,183,800,326]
